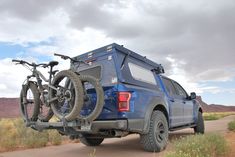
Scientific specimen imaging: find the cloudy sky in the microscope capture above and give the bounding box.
[0,0,234,105]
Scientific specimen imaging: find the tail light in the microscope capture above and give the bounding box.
[118,92,131,112]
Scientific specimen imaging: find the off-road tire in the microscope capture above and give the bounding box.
[140,110,168,152]
[20,82,40,121]
[194,111,205,134]
[78,75,104,122]
[50,70,84,121]
[79,136,104,146]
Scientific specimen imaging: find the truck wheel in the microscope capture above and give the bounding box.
[194,111,205,134]
[140,110,168,152]
[79,137,104,146]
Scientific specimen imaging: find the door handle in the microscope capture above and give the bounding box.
[170,99,175,102]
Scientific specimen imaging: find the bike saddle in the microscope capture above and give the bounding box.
[49,61,59,67]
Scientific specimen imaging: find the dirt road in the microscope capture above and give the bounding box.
[1,115,235,157]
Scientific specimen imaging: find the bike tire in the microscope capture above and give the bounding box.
[78,75,104,122]
[38,85,54,122]
[20,82,40,121]
[50,70,84,121]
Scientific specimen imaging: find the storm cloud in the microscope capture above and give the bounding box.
[0,0,235,82]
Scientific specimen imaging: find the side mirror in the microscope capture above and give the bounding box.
[190,92,196,100]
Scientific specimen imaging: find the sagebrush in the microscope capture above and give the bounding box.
[203,112,235,121]
[0,118,62,151]
[228,120,235,131]
[166,134,230,157]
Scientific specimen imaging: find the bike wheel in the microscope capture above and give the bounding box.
[20,82,40,121]
[78,75,104,122]
[38,85,54,122]
[50,70,84,121]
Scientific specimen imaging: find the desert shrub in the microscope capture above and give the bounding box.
[166,134,230,157]
[228,120,235,131]
[203,114,220,121]
[0,119,19,150]
[0,118,62,151]
[48,130,62,145]
[20,129,49,148]
[203,112,235,121]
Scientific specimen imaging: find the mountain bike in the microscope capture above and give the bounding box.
[12,59,84,122]
[54,53,104,123]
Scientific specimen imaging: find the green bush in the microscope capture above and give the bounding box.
[166,134,230,157]
[228,120,235,131]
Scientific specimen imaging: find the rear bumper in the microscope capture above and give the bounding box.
[91,120,128,131]
[28,118,144,134]
[27,119,127,132]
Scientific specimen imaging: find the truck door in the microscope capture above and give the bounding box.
[172,81,194,124]
[161,77,184,127]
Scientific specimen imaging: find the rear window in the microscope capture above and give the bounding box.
[74,54,117,86]
[128,62,156,85]
[79,66,101,80]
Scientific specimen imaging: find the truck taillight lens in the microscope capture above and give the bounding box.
[118,92,131,112]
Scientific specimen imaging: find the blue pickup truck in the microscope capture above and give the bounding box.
[69,43,204,152]
[20,43,204,152]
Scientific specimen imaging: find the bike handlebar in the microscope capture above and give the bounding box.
[54,53,88,65]
[12,59,48,68]
[54,53,72,60]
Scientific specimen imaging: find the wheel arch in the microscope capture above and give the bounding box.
[153,105,169,127]
[194,104,203,124]
[199,107,203,113]
[142,102,169,134]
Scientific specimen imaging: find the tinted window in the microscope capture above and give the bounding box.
[162,78,177,97]
[173,82,188,98]
[128,62,156,85]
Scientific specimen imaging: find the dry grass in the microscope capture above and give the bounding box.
[0,118,62,152]
[166,134,230,157]
[228,119,235,132]
[203,112,235,121]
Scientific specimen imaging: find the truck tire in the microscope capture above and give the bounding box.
[50,70,84,121]
[20,82,40,121]
[194,111,205,134]
[77,75,104,122]
[79,137,104,146]
[140,110,168,152]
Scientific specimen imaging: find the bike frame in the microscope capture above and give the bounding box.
[22,63,59,110]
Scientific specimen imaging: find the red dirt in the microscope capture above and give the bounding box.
[0,98,20,118]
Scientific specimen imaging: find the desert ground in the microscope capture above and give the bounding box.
[1,115,234,157]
